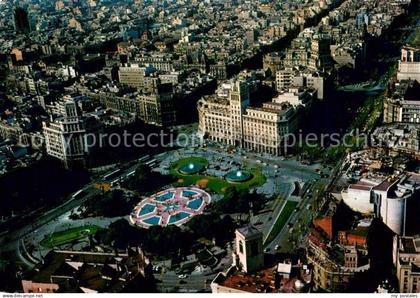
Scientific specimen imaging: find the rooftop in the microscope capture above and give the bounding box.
[25,248,152,293]
[372,178,399,192]
[237,225,263,238]
[401,235,420,254]
[214,264,311,293]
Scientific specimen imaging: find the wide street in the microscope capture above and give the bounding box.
[0,158,149,268]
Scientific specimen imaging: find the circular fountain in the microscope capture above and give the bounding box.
[225,169,253,183]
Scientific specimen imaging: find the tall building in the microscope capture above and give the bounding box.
[42,97,88,168]
[138,83,176,126]
[198,77,299,155]
[308,35,333,71]
[229,80,250,146]
[117,65,177,126]
[13,7,31,34]
[243,102,298,155]
[393,234,420,293]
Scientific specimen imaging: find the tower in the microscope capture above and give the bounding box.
[229,79,250,147]
[234,225,264,273]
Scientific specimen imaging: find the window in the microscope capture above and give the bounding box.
[239,241,244,254]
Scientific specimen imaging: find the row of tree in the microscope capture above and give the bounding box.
[211,187,268,215]
[76,189,133,218]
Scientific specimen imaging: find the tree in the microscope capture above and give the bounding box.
[97,219,145,249]
[212,188,267,214]
[186,213,237,245]
[128,164,152,191]
[100,190,132,217]
[81,189,132,218]
[143,225,193,256]
[0,261,21,292]
[94,219,193,256]
[124,164,173,193]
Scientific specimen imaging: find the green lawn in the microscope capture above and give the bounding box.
[169,157,266,194]
[40,225,99,248]
[170,157,209,169]
[264,200,298,246]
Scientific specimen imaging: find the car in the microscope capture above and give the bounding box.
[264,247,271,253]
[274,245,280,250]
[178,274,188,279]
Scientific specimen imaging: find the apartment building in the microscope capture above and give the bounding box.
[384,80,420,124]
[138,90,176,126]
[276,69,327,99]
[135,54,174,72]
[118,64,155,90]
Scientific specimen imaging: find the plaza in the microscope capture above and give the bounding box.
[130,187,212,228]
[169,156,266,194]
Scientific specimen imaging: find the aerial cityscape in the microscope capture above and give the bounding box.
[0,0,419,294]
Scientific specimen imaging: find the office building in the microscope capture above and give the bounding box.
[198,78,299,155]
[42,96,88,168]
